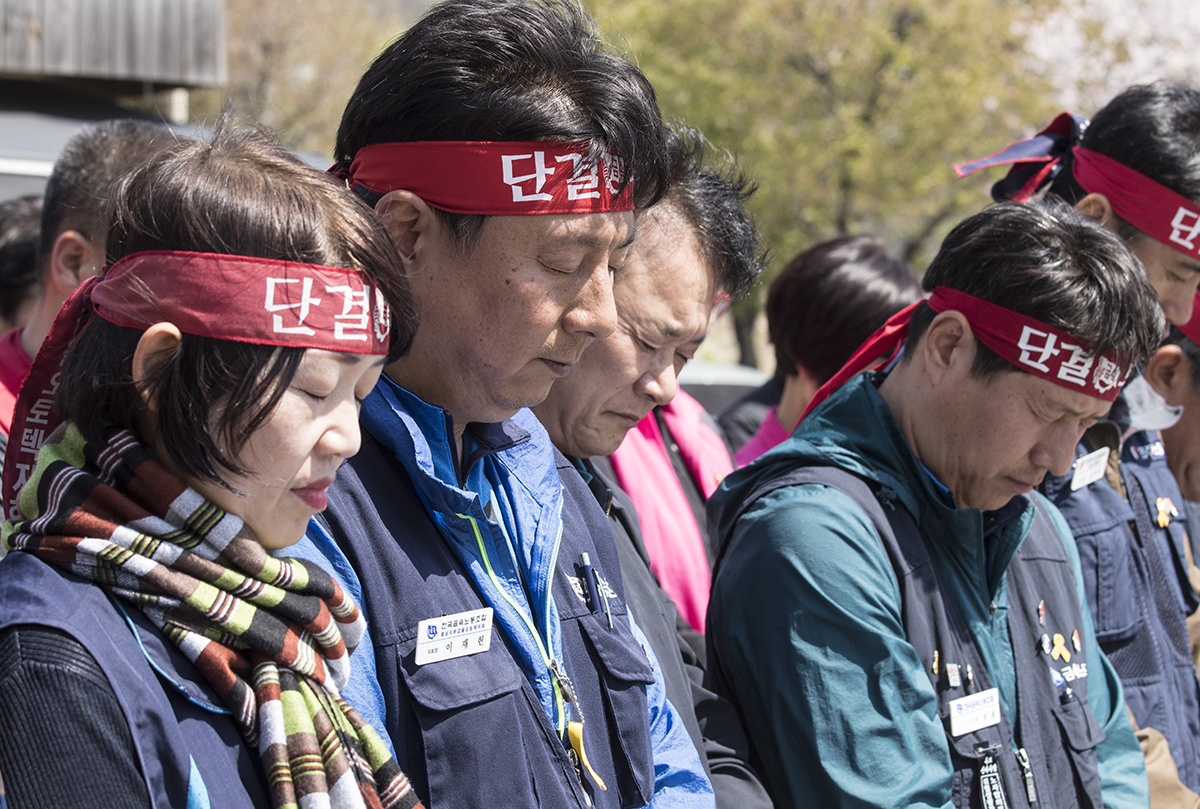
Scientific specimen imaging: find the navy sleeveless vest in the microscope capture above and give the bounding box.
[0,552,268,809]
[713,466,1105,809]
[318,432,656,808]
[1043,427,1200,792]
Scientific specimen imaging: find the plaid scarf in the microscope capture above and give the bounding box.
[3,424,423,809]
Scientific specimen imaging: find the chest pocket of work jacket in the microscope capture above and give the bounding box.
[1050,471,1146,648]
[398,632,537,806]
[398,609,657,808]
[573,609,658,803]
[1050,693,1105,806]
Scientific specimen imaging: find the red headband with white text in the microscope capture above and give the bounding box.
[1,250,391,520]
[1071,146,1200,264]
[333,141,633,215]
[91,251,391,353]
[956,114,1200,264]
[799,286,1132,424]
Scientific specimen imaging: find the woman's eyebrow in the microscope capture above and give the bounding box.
[334,352,387,368]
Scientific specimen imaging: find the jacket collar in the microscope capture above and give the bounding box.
[797,373,1033,598]
[361,376,531,516]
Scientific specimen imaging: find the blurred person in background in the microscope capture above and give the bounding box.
[0,120,176,439]
[735,235,921,466]
[0,195,42,467]
[718,369,782,455]
[0,195,42,335]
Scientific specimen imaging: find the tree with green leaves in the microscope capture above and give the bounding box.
[191,0,419,156]
[588,0,1062,365]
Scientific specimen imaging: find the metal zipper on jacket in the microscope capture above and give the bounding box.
[458,511,569,735]
[1016,748,1037,803]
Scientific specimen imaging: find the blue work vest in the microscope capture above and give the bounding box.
[0,552,268,809]
[317,432,656,808]
[1043,426,1200,792]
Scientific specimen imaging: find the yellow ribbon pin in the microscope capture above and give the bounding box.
[568,720,608,792]
[1051,633,1071,662]
[1157,497,1178,528]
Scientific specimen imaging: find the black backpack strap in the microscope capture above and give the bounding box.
[712,465,900,579]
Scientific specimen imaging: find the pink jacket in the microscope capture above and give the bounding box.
[733,406,792,467]
[608,390,733,632]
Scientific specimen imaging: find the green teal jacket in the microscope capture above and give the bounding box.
[707,373,1148,809]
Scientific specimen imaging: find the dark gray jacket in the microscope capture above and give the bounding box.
[578,455,774,809]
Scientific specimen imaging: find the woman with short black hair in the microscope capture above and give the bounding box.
[734,235,920,465]
[0,124,423,809]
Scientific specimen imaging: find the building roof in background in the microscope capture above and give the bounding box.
[1,0,225,89]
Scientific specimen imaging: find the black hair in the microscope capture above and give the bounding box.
[769,235,921,383]
[0,195,42,324]
[38,119,177,280]
[661,126,764,302]
[57,123,417,489]
[904,200,1164,378]
[1045,82,1200,241]
[334,0,669,249]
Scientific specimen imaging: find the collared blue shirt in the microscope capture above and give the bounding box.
[283,379,713,807]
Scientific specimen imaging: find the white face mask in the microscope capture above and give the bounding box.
[1124,373,1184,432]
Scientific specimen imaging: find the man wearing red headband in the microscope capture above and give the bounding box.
[0,120,174,449]
[532,126,772,809]
[706,201,1161,809]
[281,2,713,808]
[959,83,1200,801]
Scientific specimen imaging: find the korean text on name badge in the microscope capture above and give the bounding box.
[948,687,1001,737]
[416,608,494,666]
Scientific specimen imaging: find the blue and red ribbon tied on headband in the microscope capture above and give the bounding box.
[958,114,1200,265]
[958,111,1200,345]
[954,112,1089,203]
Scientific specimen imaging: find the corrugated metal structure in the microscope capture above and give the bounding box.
[1,0,225,89]
[0,0,225,200]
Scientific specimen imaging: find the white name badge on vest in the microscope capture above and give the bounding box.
[415,607,494,666]
[948,687,1001,737]
[1070,447,1110,491]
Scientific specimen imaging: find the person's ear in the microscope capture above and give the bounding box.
[131,322,183,409]
[49,231,103,296]
[1144,344,1192,407]
[922,310,973,385]
[375,190,439,265]
[1074,193,1118,230]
